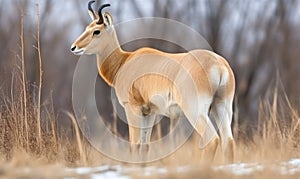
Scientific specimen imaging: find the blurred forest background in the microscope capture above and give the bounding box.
[0,0,299,148]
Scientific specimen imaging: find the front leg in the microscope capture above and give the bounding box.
[125,105,156,162]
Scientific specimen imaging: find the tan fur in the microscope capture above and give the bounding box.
[71,10,236,163]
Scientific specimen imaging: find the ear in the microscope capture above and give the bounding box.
[88,10,95,21]
[103,12,113,27]
[88,10,100,21]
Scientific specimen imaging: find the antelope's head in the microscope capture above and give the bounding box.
[71,1,113,55]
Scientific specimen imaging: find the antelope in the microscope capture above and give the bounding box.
[71,1,235,163]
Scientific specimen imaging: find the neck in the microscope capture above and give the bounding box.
[96,32,130,86]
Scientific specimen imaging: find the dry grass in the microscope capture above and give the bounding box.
[240,81,300,163]
[3,59,300,177]
[0,6,88,167]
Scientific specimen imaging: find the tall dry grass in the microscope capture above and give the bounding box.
[235,78,300,163]
[0,7,90,167]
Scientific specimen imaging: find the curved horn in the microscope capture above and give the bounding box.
[97,4,111,24]
[88,1,96,20]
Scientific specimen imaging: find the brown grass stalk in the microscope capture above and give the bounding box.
[65,112,87,165]
[34,3,43,151]
[20,10,29,151]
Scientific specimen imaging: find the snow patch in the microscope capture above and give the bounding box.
[215,158,300,176]
[214,162,264,175]
[67,158,300,178]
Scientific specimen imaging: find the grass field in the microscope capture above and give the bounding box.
[0,85,300,178]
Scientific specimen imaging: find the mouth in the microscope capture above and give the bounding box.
[72,49,85,55]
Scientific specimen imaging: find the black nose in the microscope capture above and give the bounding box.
[71,46,76,51]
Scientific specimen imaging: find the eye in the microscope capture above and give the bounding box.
[93,30,100,36]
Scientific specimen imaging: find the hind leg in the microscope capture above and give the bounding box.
[210,96,234,163]
[195,114,219,163]
[183,102,219,162]
[181,95,220,163]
